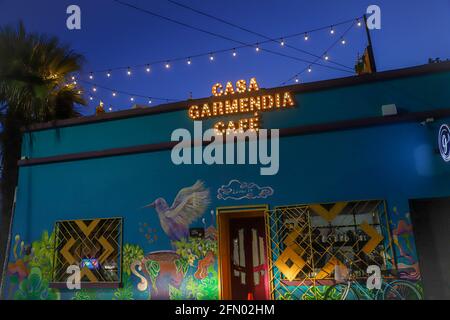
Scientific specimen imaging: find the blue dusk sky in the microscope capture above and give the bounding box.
[0,0,449,114]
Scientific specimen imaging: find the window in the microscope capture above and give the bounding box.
[270,200,394,283]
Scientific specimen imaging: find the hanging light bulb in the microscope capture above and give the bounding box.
[92,87,97,92]
[130,97,134,102]
[73,81,77,85]
[112,92,116,97]
[71,76,76,81]
[295,77,299,83]
[187,58,192,65]
[255,44,260,52]
[146,65,151,72]
[304,33,309,41]
[127,68,132,76]
[89,96,93,101]
[165,62,170,69]
[107,71,111,77]
[308,66,312,73]
[324,53,329,61]
[357,19,362,27]
[209,53,214,61]
[148,99,152,104]
[341,38,346,45]
[280,39,285,46]
[89,73,94,80]
[109,107,113,111]
[232,49,237,57]
[330,26,335,34]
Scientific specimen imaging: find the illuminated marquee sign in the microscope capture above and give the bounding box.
[188,78,295,134]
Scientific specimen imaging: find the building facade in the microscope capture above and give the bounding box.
[2,63,450,300]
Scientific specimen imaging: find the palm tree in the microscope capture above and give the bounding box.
[0,22,86,283]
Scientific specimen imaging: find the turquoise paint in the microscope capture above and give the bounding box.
[6,70,450,299]
[22,71,450,159]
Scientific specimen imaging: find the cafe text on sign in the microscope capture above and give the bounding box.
[187,78,295,134]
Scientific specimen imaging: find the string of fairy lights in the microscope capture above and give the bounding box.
[69,1,368,109]
[166,0,355,72]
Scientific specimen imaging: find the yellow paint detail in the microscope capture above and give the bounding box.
[60,237,76,265]
[315,256,344,279]
[81,267,98,282]
[274,246,306,281]
[75,219,100,237]
[360,221,384,254]
[98,236,114,264]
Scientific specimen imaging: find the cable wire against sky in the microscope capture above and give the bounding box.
[78,1,366,109]
[281,21,359,85]
[91,0,360,76]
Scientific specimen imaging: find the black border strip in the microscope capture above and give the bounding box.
[18,108,450,167]
[22,62,450,132]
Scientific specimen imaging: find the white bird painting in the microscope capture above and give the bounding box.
[144,180,210,242]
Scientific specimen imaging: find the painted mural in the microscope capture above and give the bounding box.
[5,233,60,300]
[130,180,218,300]
[390,207,422,282]
[267,202,424,300]
[2,180,218,300]
[1,179,423,300]
[143,180,210,241]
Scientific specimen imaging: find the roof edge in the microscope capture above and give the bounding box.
[22,61,450,132]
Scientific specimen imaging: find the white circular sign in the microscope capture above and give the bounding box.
[438,124,450,162]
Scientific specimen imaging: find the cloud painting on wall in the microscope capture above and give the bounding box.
[217,179,274,200]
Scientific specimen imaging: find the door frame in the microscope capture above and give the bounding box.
[216,205,270,300]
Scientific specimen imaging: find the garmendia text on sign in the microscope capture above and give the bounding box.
[187,77,295,133]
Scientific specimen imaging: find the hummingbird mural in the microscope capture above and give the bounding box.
[144,180,210,242]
